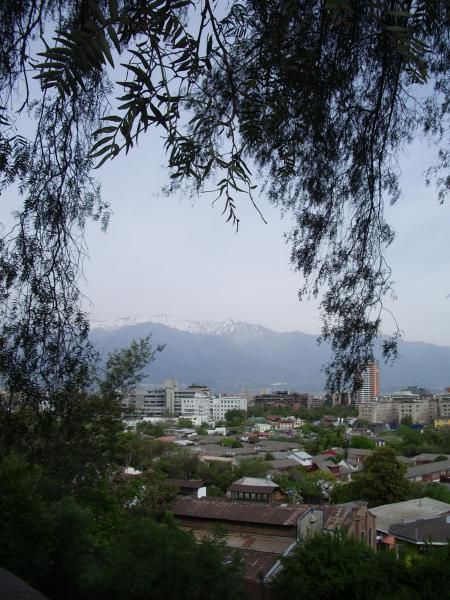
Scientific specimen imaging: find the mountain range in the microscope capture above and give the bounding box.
[90,315,450,394]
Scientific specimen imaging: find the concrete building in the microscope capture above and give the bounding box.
[355,362,380,404]
[358,394,447,425]
[123,381,246,420]
[210,395,247,421]
[253,391,322,410]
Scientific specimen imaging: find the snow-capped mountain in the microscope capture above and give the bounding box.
[92,314,270,342]
[90,315,450,393]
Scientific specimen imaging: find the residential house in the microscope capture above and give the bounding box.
[288,450,313,467]
[268,459,301,473]
[167,479,207,499]
[411,453,449,465]
[405,459,450,483]
[389,513,450,549]
[370,497,450,550]
[227,477,281,502]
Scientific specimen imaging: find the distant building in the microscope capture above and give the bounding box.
[355,362,380,404]
[358,394,448,425]
[253,391,322,410]
[227,477,280,502]
[123,381,246,419]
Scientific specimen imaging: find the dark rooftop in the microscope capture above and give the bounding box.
[389,513,450,544]
[167,479,205,489]
[172,498,309,526]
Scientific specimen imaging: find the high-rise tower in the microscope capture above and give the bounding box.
[355,362,380,404]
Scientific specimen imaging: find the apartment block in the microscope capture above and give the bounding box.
[253,391,322,410]
[358,394,450,425]
[123,381,246,420]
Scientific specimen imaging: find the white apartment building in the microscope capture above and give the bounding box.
[123,381,247,421]
[210,395,247,421]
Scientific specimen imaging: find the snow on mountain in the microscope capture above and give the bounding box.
[92,314,271,341]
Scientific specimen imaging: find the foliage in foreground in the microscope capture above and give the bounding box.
[0,338,243,600]
[0,451,243,600]
[1,1,450,398]
[273,532,450,600]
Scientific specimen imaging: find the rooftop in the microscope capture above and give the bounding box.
[406,459,450,478]
[172,498,309,526]
[231,477,279,488]
[390,514,450,545]
[370,497,450,533]
[167,479,205,489]
[412,453,449,462]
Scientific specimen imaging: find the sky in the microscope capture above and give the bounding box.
[80,128,450,346]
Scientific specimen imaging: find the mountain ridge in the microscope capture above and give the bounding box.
[90,315,450,394]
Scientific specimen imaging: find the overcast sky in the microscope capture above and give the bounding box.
[79,127,450,347]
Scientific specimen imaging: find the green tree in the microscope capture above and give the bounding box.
[0,454,53,586]
[409,482,450,505]
[236,458,270,478]
[273,531,407,600]
[177,418,194,429]
[351,447,410,507]
[225,409,247,428]
[219,437,243,448]
[350,436,376,450]
[276,468,335,503]
[158,447,200,480]
[81,518,243,600]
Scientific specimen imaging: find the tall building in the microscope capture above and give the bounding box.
[355,362,380,404]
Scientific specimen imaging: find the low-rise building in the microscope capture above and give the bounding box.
[405,459,450,483]
[172,497,375,598]
[227,477,280,502]
[370,497,450,550]
[167,479,207,499]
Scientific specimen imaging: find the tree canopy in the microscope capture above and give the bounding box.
[1,1,449,394]
[272,531,450,600]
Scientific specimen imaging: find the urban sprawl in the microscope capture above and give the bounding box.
[119,365,450,598]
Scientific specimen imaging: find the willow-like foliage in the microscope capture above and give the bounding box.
[0,0,449,396]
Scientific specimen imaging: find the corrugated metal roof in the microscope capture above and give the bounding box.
[172,498,309,526]
[238,549,281,582]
